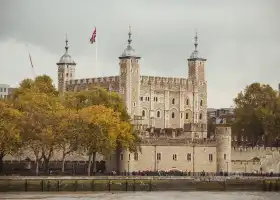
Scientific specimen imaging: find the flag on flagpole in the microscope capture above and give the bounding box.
[90,27,97,44]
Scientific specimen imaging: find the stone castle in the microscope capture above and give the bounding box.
[4,27,280,174]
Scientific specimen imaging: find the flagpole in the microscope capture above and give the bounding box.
[25,44,36,79]
[95,30,98,77]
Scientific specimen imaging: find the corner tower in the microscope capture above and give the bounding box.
[119,26,141,117]
[57,34,76,94]
[216,126,232,173]
[187,32,208,139]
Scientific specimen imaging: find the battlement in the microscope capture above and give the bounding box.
[141,137,216,146]
[140,76,206,88]
[232,146,280,153]
[65,76,119,86]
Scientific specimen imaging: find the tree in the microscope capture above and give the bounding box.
[78,105,120,175]
[56,109,80,173]
[0,100,22,173]
[10,75,58,100]
[233,83,279,146]
[64,87,141,172]
[14,91,64,174]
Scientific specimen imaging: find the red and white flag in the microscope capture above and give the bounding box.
[90,27,96,44]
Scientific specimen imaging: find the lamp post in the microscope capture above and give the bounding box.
[157,160,160,171]
[226,161,228,175]
[127,160,130,176]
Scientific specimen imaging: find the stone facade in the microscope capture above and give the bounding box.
[59,29,208,139]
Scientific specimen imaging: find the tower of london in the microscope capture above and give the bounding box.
[54,27,280,174]
[58,27,207,140]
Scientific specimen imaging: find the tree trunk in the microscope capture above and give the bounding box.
[91,152,97,175]
[0,152,4,174]
[35,159,39,176]
[44,159,50,172]
[87,153,93,176]
[61,154,66,173]
[116,144,121,174]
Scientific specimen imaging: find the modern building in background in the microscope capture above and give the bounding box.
[0,84,13,99]
[207,108,234,124]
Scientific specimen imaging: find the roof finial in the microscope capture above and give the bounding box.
[128,26,132,46]
[65,33,69,52]
[194,30,198,51]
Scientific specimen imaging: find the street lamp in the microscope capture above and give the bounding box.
[127,160,130,176]
[226,161,228,175]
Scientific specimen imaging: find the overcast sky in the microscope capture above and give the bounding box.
[0,0,279,108]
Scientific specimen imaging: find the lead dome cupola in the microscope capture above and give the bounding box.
[57,35,76,65]
[119,26,140,59]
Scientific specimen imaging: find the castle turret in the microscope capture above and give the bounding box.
[216,126,232,173]
[57,34,76,94]
[118,26,140,173]
[185,32,207,139]
[119,26,141,117]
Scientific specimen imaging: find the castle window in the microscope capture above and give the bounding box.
[224,154,227,160]
[186,98,189,105]
[199,113,202,120]
[128,154,131,160]
[140,97,143,101]
[66,73,69,77]
[120,154,123,161]
[148,97,150,101]
[142,110,145,117]
[134,153,138,161]
[200,100,203,106]
[209,154,213,162]
[133,102,136,107]
[157,111,160,118]
[186,113,189,119]
[172,154,177,161]
[172,98,175,104]
[181,113,183,118]
[156,153,161,161]
[187,153,191,161]
[171,112,175,118]
[156,97,158,102]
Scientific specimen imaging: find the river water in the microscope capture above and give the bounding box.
[0,192,279,200]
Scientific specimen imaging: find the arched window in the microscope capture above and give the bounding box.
[172,98,175,104]
[200,100,203,106]
[186,113,189,119]
[186,98,189,105]
[199,113,202,120]
[157,111,160,118]
[172,112,175,118]
[142,110,145,117]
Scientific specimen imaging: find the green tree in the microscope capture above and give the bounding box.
[78,105,120,175]
[64,86,141,172]
[0,100,22,173]
[10,75,62,174]
[233,83,279,146]
[14,91,64,174]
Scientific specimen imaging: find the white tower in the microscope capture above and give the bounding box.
[57,35,76,94]
[118,27,141,173]
[216,126,232,173]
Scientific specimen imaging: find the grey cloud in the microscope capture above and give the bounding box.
[0,0,280,108]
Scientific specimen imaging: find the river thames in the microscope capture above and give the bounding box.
[0,192,279,200]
